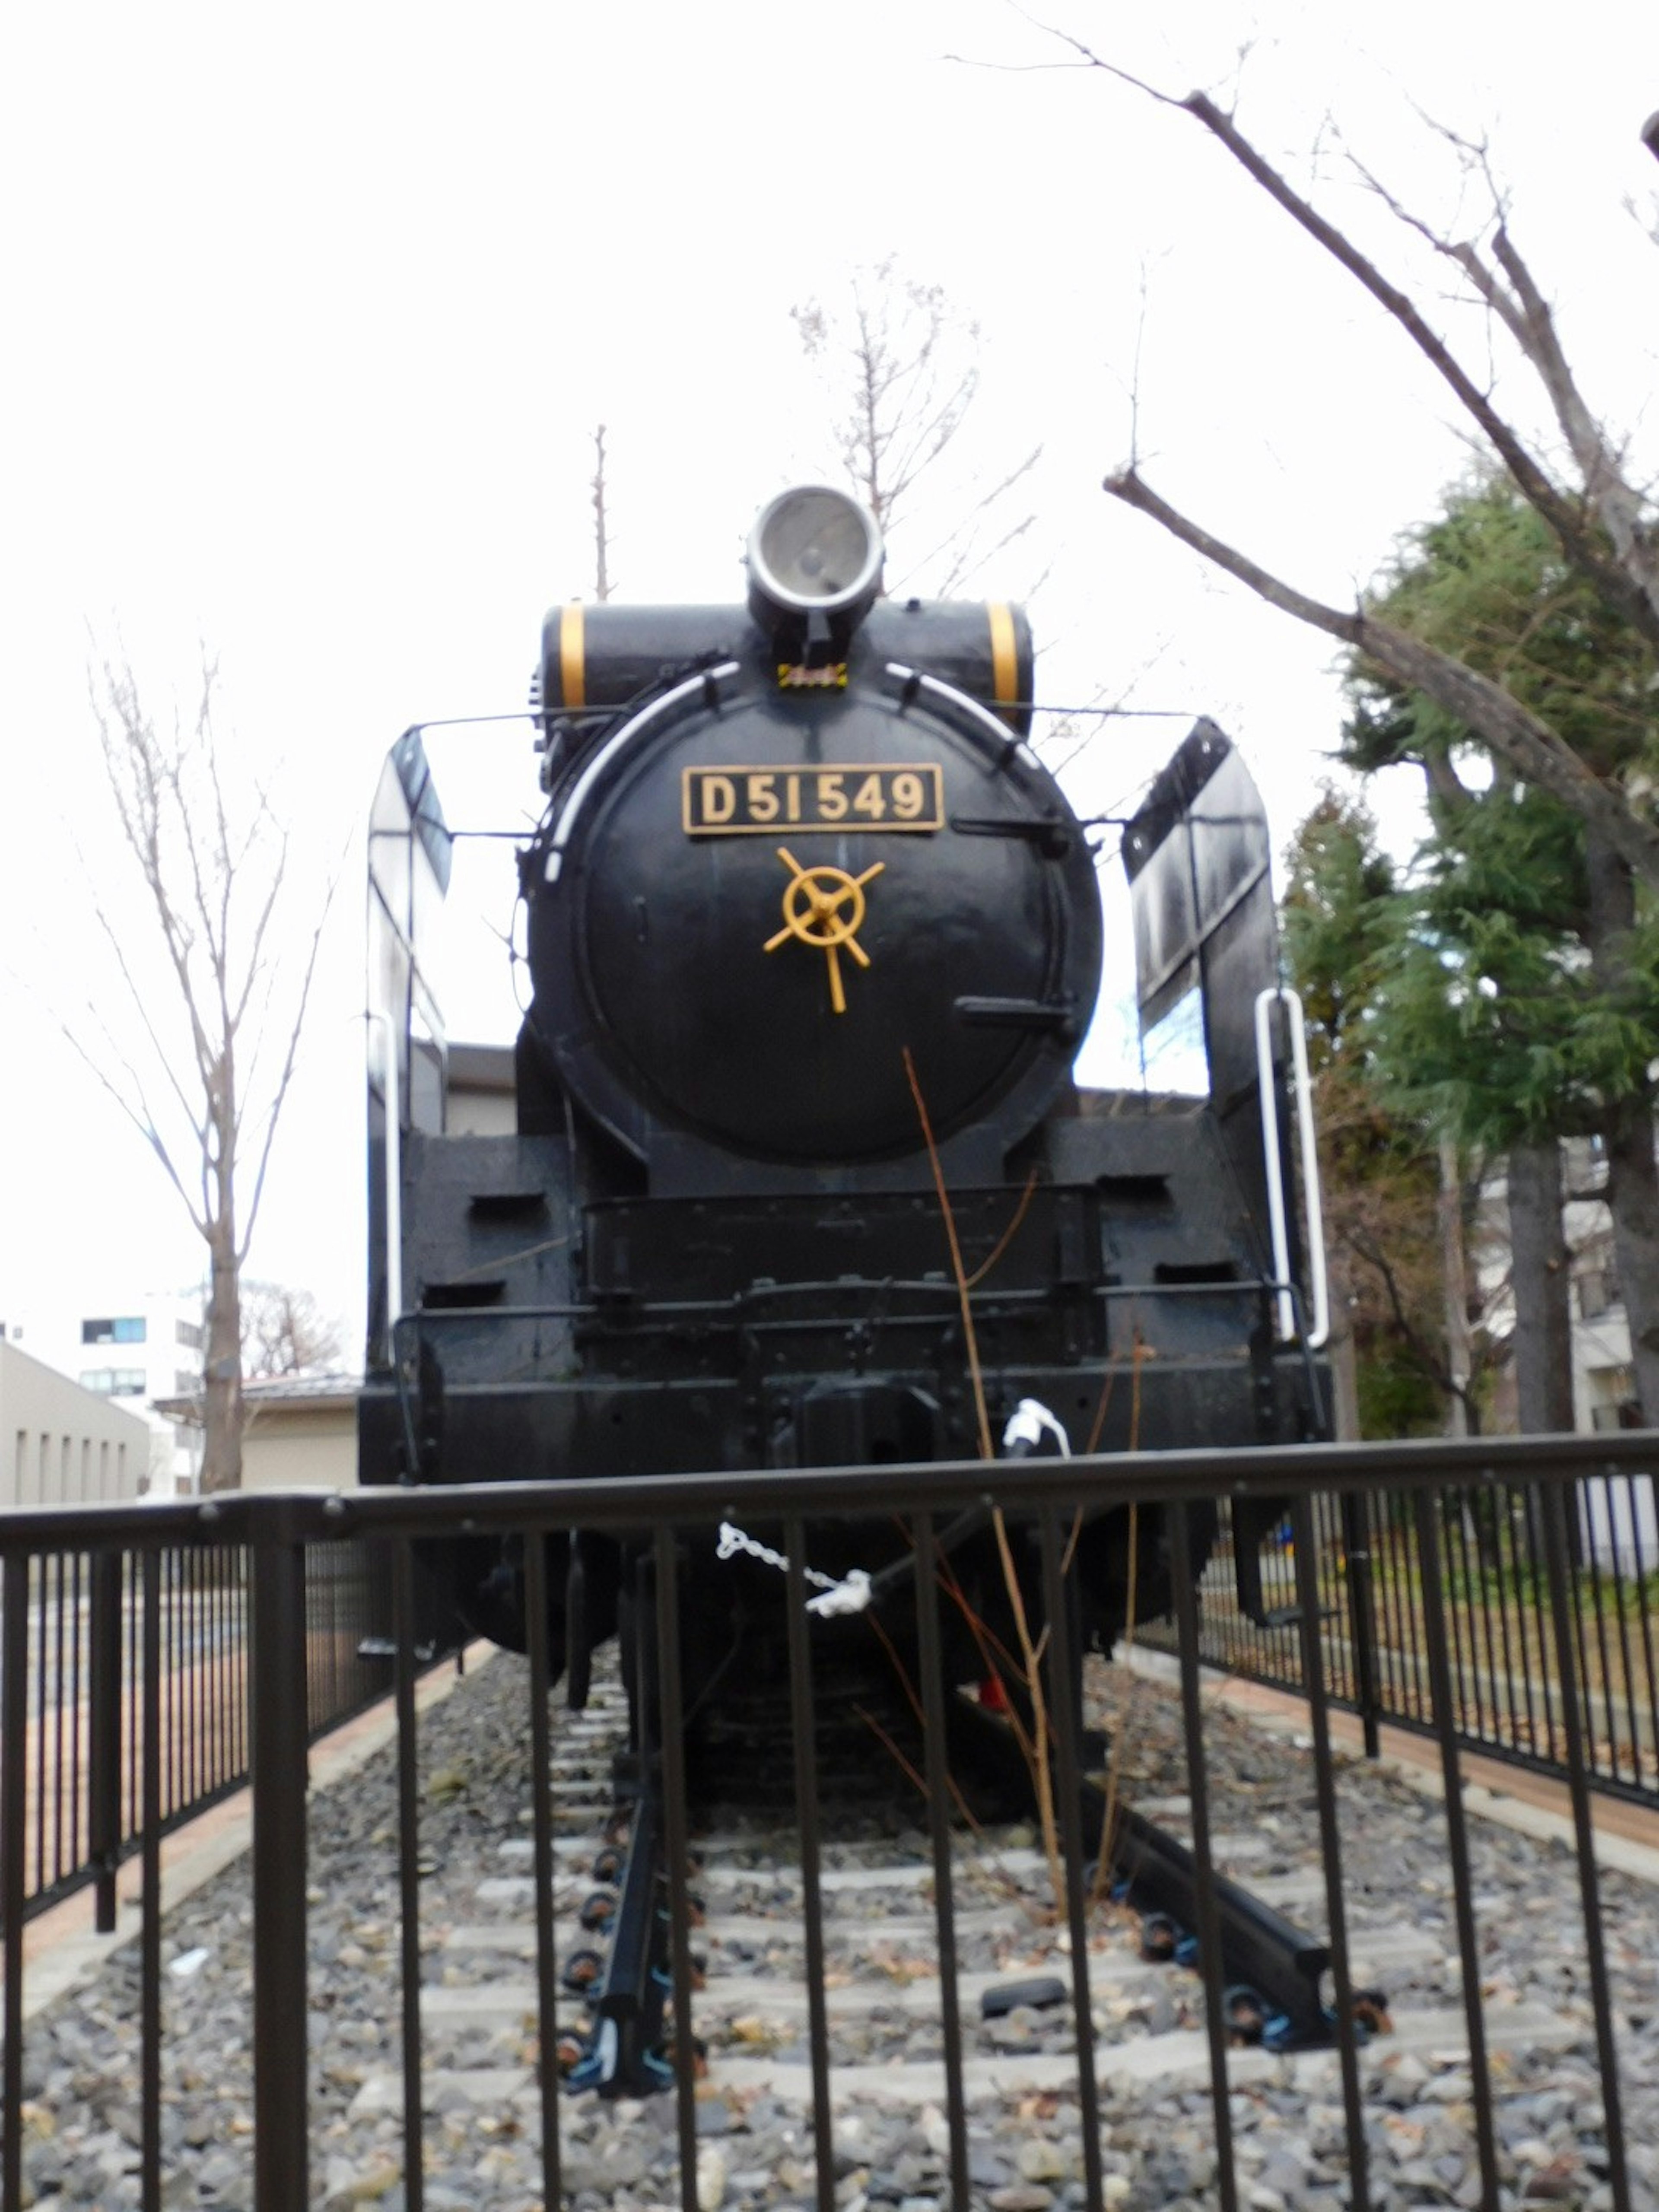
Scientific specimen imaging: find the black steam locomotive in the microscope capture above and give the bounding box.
[359,485,1329,1719]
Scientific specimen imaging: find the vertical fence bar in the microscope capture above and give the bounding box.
[1516,1484,1554,1760]
[1566,1499,1600,1773]
[140,1548,162,2212]
[1166,1505,1238,2212]
[1411,1486,1501,2207]
[523,1531,563,2212]
[1470,1494,1508,1761]
[188,1551,201,1810]
[1444,1491,1475,1745]
[3,1553,29,2212]
[1487,1494,1527,1758]
[32,1560,48,1904]
[1585,1525,1622,1789]
[161,1552,175,1827]
[1537,1471,1631,2212]
[1600,1487,1642,1791]
[250,1517,311,2212]
[1626,1473,1659,1782]
[51,1554,67,1888]
[1036,1508,1104,2212]
[391,1538,425,2212]
[235,1545,250,1778]
[783,1515,835,2212]
[911,1516,968,2212]
[1289,1496,1370,2212]
[1370,1493,1406,1722]
[1320,1494,1351,1703]
[1339,1493,1382,1758]
[88,1549,122,1932]
[126,1558,140,1845]
[70,1554,86,1881]
[653,1529,699,2212]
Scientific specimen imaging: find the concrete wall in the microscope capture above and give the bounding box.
[0,1341,153,1507]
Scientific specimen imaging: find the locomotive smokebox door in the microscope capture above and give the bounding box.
[524,486,1103,1192]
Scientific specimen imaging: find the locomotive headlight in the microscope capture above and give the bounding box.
[747,485,884,638]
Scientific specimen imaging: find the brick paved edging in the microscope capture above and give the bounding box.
[16,1644,496,2024]
[1120,1642,1659,1888]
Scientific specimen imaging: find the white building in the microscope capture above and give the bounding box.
[2,1288,206,1496]
[1563,1140,1640,1435]
[0,1340,151,1507]
[1562,1139,1653,1575]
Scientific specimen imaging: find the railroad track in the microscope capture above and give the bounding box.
[344,1649,1583,2142]
[11,1636,1636,2211]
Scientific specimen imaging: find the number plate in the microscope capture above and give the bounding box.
[683,763,943,836]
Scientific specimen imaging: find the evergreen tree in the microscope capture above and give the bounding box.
[1283,791,1498,1435]
[1345,480,1659,1424]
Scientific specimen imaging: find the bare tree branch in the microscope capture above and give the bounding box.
[52,1002,208,1236]
[1103,467,1659,889]
[241,1281,345,1379]
[1166,90,1659,656]
[65,647,340,1490]
[591,425,613,602]
[794,260,1041,598]
[1055,34,1659,715]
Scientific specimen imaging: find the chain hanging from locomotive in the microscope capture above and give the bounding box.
[359,485,1330,1713]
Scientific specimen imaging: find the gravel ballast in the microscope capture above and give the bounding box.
[7,1640,1657,2212]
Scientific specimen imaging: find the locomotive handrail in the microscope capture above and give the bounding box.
[388,1271,1298,1338]
[883,660,1039,761]
[365,1009,404,1328]
[1253,985,1329,1351]
[543,660,741,884]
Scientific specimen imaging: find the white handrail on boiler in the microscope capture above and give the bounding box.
[1253,985,1329,1350]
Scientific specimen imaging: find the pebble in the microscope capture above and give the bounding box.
[12,1650,1659,2212]
[695,2143,728,2207]
[1017,2139,1070,2183]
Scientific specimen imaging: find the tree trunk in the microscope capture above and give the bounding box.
[1326,1247,1363,1441]
[1584,833,1659,1423]
[1506,1138,1575,1433]
[1438,1137,1473,1437]
[202,1226,244,1491]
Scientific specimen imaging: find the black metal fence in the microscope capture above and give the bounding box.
[1141,1455,1659,1802]
[1,1433,1653,2212]
[0,1528,445,1935]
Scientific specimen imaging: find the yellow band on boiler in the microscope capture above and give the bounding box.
[560,604,585,710]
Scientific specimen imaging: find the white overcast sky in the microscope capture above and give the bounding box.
[2,1,1656,1349]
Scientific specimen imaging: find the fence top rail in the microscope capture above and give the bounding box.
[1,1429,1656,1555]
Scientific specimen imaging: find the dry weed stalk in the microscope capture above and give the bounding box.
[903,1046,1065,1909]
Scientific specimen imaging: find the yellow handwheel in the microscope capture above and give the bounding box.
[764,848,885,1013]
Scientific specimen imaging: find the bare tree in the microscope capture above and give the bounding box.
[241,1281,346,1379]
[792,259,1042,597]
[591,423,613,603]
[72,651,334,1489]
[1043,38,1659,889]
